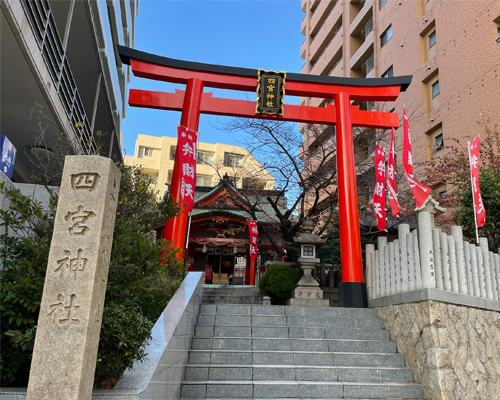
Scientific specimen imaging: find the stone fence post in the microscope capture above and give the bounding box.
[417,211,435,289]
[26,156,121,400]
[365,244,375,299]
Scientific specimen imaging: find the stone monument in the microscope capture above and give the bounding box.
[26,156,120,400]
[289,219,329,307]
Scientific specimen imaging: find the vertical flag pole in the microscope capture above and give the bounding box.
[467,140,480,244]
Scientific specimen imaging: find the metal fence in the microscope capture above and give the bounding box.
[22,0,97,155]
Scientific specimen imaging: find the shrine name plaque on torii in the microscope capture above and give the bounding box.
[118,46,412,308]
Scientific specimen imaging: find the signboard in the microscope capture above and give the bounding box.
[256,70,286,116]
[247,220,259,260]
[0,135,16,179]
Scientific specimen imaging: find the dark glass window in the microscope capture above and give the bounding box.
[428,30,437,48]
[434,133,444,151]
[431,80,440,98]
[380,25,393,47]
[382,65,394,78]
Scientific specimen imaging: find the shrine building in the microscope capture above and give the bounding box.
[184,175,285,285]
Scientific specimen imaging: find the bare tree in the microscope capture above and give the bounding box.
[24,103,107,187]
[220,119,338,254]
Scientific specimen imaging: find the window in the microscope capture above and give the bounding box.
[425,124,443,158]
[196,174,212,187]
[224,152,244,168]
[139,146,154,157]
[379,0,388,9]
[434,133,444,151]
[169,145,176,161]
[380,25,393,47]
[382,65,394,78]
[167,170,173,184]
[431,80,440,98]
[197,151,215,165]
[428,30,437,48]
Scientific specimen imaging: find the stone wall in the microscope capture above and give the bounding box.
[376,300,500,400]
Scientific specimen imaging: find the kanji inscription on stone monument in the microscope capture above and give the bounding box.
[26,156,120,400]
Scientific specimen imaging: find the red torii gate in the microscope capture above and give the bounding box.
[118,46,411,307]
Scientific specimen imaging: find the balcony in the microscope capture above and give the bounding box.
[309,0,336,37]
[349,0,373,36]
[301,17,307,35]
[308,1,342,62]
[300,39,307,60]
[301,0,307,12]
[350,30,374,71]
[310,32,343,76]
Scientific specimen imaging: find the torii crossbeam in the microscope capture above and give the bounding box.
[118,45,412,307]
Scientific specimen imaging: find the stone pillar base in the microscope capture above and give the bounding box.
[289,286,329,307]
[289,297,329,307]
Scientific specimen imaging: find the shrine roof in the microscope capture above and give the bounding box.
[192,178,285,224]
[118,46,411,91]
[191,208,278,224]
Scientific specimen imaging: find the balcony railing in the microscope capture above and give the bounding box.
[22,0,97,155]
[364,52,374,75]
[362,17,373,41]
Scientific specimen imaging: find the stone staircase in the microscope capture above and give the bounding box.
[181,303,423,399]
[202,285,262,304]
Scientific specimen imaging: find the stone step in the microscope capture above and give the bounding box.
[202,298,262,305]
[196,314,384,329]
[181,380,424,399]
[200,304,377,318]
[188,350,406,367]
[195,325,390,340]
[190,337,396,353]
[184,364,413,383]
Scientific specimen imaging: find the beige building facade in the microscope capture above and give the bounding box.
[124,134,275,197]
[300,0,500,205]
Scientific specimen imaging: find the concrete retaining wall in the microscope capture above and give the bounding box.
[0,271,204,400]
[373,292,500,400]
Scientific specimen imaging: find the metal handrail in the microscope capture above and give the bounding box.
[22,0,97,155]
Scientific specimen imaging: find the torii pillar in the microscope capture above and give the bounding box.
[118,45,412,307]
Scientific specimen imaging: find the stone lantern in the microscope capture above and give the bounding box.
[289,219,329,307]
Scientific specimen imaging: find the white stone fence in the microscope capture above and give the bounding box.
[365,210,500,302]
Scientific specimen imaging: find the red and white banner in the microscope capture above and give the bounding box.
[386,127,400,217]
[373,145,387,231]
[247,220,259,260]
[177,125,198,212]
[468,136,486,228]
[402,108,431,208]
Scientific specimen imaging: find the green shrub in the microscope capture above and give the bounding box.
[259,263,301,305]
[0,165,183,388]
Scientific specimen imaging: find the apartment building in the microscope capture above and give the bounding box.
[1,0,137,183]
[300,0,500,208]
[124,134,275,197]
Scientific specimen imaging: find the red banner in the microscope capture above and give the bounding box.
[373,145,387,231]
[402,108,431,208]
[247,220,259,260]
[468,137,486,228]
[387,127,400,217]
[177,125,198,213]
